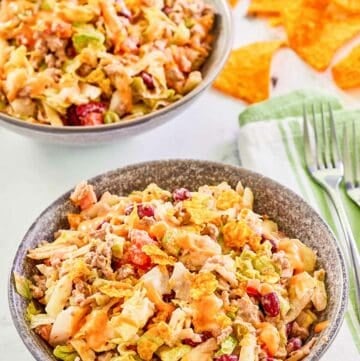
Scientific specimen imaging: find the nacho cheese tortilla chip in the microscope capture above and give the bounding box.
[213,41,283,103]
[282,0,360,70]
[332,45,360,89]
[247,0,287,15]
[229,0,240,7]
[333,0,360,13]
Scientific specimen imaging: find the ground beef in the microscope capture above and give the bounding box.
[115,263,135,280]
[30,274,46,299]
[85,240,114,279]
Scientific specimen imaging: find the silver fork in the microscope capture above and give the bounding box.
[303,103,360,320]
[343,120,360,207]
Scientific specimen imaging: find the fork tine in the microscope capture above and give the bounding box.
[328,103,341,166]
[353,119,360,187]
[303,104,316,169]
[343,123,354,188]
[312,104,323,169]
[320,103,331,168]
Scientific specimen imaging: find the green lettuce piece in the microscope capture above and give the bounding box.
[278,293,290,317]
[25,301,41,322]
[30,314,54,329]
[235,249,280,284]
[104,110,120,124]
[172,22,190,45]
[40,0,55,10]
[131,77,147,99]
[215,335,238,356]
[72,25,105,53]
[14,272,32,300]
[161,229,181,256]
[157,344,191,361]
[109,234,125,257]
[53,345,78,361]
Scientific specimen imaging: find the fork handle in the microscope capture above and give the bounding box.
[327,188,360,319]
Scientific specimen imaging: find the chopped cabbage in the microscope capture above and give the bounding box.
[286,272,316,322]
[157,345,191,361]
[45,274,73,318]
[215,335,238,356]
[53,345,78,361]
[311,269,327,311]
[25,301,40,321]
[14,272,32,300]
[141,265,171,295]
[72,25,105,53]
[111,288,155,341]
[49,306,89,346]
[162,229,181,256]
[30,314,54,329]
[235,249,280,283]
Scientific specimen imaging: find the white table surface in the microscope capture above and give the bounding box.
[1,1,359,359]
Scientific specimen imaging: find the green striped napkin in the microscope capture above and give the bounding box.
[237,90,360,359]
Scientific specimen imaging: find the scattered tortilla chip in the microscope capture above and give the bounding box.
[333,0,360,14]
[142,244,176,265]
[247,0,287,15]
[228,0,240,7]
[267,15,283,27]
[282,0,360,70]
[332,45,360,89]
[213,41,283,103]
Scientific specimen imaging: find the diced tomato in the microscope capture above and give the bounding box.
[127,245,152,271]
[125,230,157,271]
[246,285,260,298]
[246,279,261,297]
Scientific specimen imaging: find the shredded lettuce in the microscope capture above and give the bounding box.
[14,272,32,300]
[235,249,280,283]
[53,345,78,361]
[104,110,120,124]
[172,22,191,45]
[296,309,318,329]
[40,0,55,11]
[161,229,181,256]
[72,25,105,53]
[157,344,191,361]
[30,314,54,329]
[215,335,238,356]
[25,301,40,321]
[312,269,327,311]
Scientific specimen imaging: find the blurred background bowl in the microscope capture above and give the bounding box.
[0,0,232,145]
[9,160,348,361]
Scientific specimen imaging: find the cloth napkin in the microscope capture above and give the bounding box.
[237,89,360,359]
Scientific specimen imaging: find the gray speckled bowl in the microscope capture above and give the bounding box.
[9,160,348,360]
[0,0,232,145]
